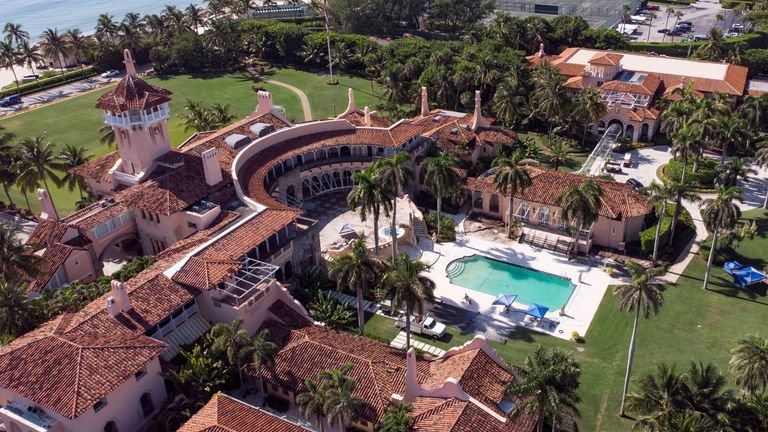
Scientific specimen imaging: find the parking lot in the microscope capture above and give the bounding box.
[625,0,738,44]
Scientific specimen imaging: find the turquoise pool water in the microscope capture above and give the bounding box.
[446,255,575,310]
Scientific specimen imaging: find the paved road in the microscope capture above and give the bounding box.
[0,74,120,117]
[629,0,734,44]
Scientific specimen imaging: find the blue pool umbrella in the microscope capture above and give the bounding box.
[492,294,518,307]
[733,267,767,287]
[526,304,549,318]
[724,261,743,275]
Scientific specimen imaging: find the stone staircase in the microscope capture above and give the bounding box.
[414,218,429,239]
[519,228,572,256]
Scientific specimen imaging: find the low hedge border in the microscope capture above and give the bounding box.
[626,32,767,58]
[0,67,98,99]
[656,163,716,193]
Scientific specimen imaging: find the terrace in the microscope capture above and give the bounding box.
[215,257,280,307]
[0,400,59,432]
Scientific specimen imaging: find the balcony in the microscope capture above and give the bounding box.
[0,400,59,432]
[104,104,170,128]
[215,257,279,307]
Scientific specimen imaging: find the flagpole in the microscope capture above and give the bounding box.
[322,0,335,83]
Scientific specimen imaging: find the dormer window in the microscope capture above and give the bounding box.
[93,398,108,412]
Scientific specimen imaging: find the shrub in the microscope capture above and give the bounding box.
[426,211,456,242]
[0,67,97,98]
[663,158,718,187]
[640,202,693,256]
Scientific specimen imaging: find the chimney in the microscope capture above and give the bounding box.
[201,148,223,186]
[106,297,120,317]
[420,87,430,117]
[364,106,371,126]
[255,91,274,117]
[346,88,357,113]
[404,347,420,403]
[37,189,58,221]
[111,280,132,312]
[537,43,545,58]
[123,49,138,77]
[471,90,487,131]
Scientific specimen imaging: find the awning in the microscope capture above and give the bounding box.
[733,267,767,287]
[337,223,355,234]
[492,294,518,307]
[723,261,743,275]
[526,303,549,318]
[158,314,211,360]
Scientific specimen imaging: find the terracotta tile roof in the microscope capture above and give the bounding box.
[588,52,622,66]
[256,321,431,424]
[411,397,536,432]
[600,73,662,96]
[25,243,74,294]
[95,75,172,113]
[268,300,312,328]
[25,219,68,247]
[179,393,312,432]
[564,76,585,89]
[340,110,393,128]
[69,151,120,184]
[463,167,652,221]
[0,314,165,419]
[64,202,129,232]
[627,107,659,122]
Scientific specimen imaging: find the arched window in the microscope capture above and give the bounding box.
[640,123,650,141]
[286,185,296,200]
[340,146,351,157]
[140,393,155,418]
[296,154,304,166]
[473,192,483,209]
[104,421,119,432]
[489,195,500,213]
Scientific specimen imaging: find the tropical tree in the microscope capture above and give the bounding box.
[327,235,383,335]
[572,87,607,148]
[646,13,657,42]
[96,14,120,43]
[383,253,436,350]
[0,126,17,205]
[16,135,65,215]
[207,317,251,386]
[3,22,29,46]
[0,279,37,336]
[17,41,43,87]
[697,27,726,61]
[376,151,413,262]
[186,4,205,33]
[701,185,742,290]
[238,328,277,392]
[319,363,365,431]
[297,378,327,432]
[667,179,700,248]
[730,335,768,396]
[505,346,582,432]
[662,7,675,42]
[377,403,413,432]
[347,163,392,254]
[308,291,355,329]
[530,62,568,138]
[0,224,42,281]
[545,136,574,171]
[423,151,459,240]
[670,11,684,42]
[40,28,70,75]
[645,181,675,265]
[170,344,229,401]
[58,144,91,199]
[685,361,733,428]
[492,75,528,127]
[625,362,691,430]
[716,157,756,188]
[757,140,768,209]
[738,95,768,151]
[614,261,666,417]
[555,180,602,256]
[493,154,531,237]
[0,41,21,91]
[65,29,88,71]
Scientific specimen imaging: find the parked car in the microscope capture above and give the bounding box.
[100,70,120,78]
[626,178,643,189]
[657,28,670,34]
[0,94,21,107]
[20,74,39,83]
[679,21,693,26]
[693,35,709,41]
[647,4,660,10]
[395,313,446,339]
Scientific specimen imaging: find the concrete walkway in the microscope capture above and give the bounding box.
[324,290,389,316]
[390,331,447,356]
[263,79,313,121]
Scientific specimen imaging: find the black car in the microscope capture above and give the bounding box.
[0,94,21,107]
[658,28,670,33]
[626,178,643,189]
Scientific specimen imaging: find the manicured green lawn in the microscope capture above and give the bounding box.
[519,132,590,173]
[364,208,768,431]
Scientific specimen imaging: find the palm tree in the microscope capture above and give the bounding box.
[614,261,666,417]
[319,363,365,431]
[730,335,768,396]
[505,346,582,432]
[645,181,675,265]
[178,99,211,132]
[65,29,87,72]
[118,23,143,54]
[0,279,37,336]
[383,253,435,350]
[711,116,747,162]
[737,96,767,151]
[297,378,327,432]
[670,11,684,42]
[530,63,568,138]
[0,224,42,280]
[662,7,675,42]
[163,6,188,33]
[667,179,700,248]
[208,103,236,128]
[16,135,65,215]
[0,126,17,205]
[122,12,145,34]
[647,13,657,42]
[58,144,91,199]
[697,28,726,61]
[347,163,392,254]
[701,185,742,290]
[327,235,383,336]
[40,28,70,75]
[0,41,21,92]
[573,87,607,148]
[492,75,527,128]
[96,14,119,44]
[17,41,43,88]
[238,328,277,392]
[493,155,531,237]
[377,404,413,432]
[555,180,602,256]
[716,157,756,187]
[686,361,733,428]
[186,4,205,33]
[545,136,574,171]
[625,362,691,430]
[208,317,251,386]
[99,125,116,147]
[376,152,413,262]
[3,22,29,46]
[756,140,768,209]
[423,151,459,240]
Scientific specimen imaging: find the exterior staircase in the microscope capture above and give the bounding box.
[414,218,429,239]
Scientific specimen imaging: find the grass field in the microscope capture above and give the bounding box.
[0,69,386,215]
[364,208,768,431]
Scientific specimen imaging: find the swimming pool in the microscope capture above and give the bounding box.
[446,255,575,310]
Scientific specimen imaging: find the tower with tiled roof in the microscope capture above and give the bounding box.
[96,50,172,183]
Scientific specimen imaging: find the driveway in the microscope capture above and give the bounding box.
[0,75,119,117]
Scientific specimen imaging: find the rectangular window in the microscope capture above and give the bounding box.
[187,221,198,230]
[611,227,616,236]
[135,366,147,381]
[93,398,108,412]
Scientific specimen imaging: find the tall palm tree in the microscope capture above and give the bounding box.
[65,29,87,72]
[662,7,675,42]
[711,116,747,162]
[58,144,91,199]
[186,4,205,33]
[0,224,42,281]
[686,361,733,428]
[545,136,573,171]
[238,328,277,392]
[573,87,607,148]
[492,75,527,128]
[667,179,700,248]
[3,22,29,46]
[376,152,413,262]
[383,253,435,350]
[730,335,768,396]
[40,28,70,75]
[647,13,657,42]
[555,180,602,256]
[716,157,756,187]
[17,41,43,88]
[319,363,365,431]
[670,11,684,42]
[0,279,37,336]
[505,346,582,432]
[118,23,143,54]
[16,135,65,215]
[327,235,383,336]
[0,126,17,205]
[297,378,327,432]
[645,181,675,265]
[701,185,742,290]
[208,317,251,386]
[756,140,768,209]
[423,151,459,241]
[530,63,568,138]
[378,404,413,432]
[625,362,691,430]
[122,12,145,34]
[493,155,531,237]
[697,28,726,61]
[614,261,666,417]
[737,95,768,151]
[347,163,392,254]
[96,14,119,44]
[0,41,22,92]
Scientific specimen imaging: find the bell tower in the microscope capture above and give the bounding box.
[96,50,173,183]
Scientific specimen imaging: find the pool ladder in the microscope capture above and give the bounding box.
[446,261,465,279]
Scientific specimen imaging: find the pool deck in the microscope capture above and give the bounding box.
[422,217,624,340]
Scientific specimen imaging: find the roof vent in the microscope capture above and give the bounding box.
[225,134,250,150]
[432,115,441,123]
[450,128,458,135]
[106,197,115,204]
[249,123,274,137]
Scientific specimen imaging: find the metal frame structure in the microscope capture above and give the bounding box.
[217,257,279,306]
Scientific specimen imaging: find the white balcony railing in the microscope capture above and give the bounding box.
[104,104,170,128]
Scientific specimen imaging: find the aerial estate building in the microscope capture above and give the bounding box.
[527,46,750,142]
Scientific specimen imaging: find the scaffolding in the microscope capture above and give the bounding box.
[217,257,279,307]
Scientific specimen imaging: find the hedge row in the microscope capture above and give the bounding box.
[0,67,98,99]
[625,32,767,58]
[640,202,693,255]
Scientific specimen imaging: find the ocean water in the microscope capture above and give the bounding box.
[0,0,200,40]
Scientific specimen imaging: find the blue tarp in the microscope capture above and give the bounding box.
[492,294,518,307]
[724,261,743,275]
[733,267,767,287]
[526,303,549,318]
